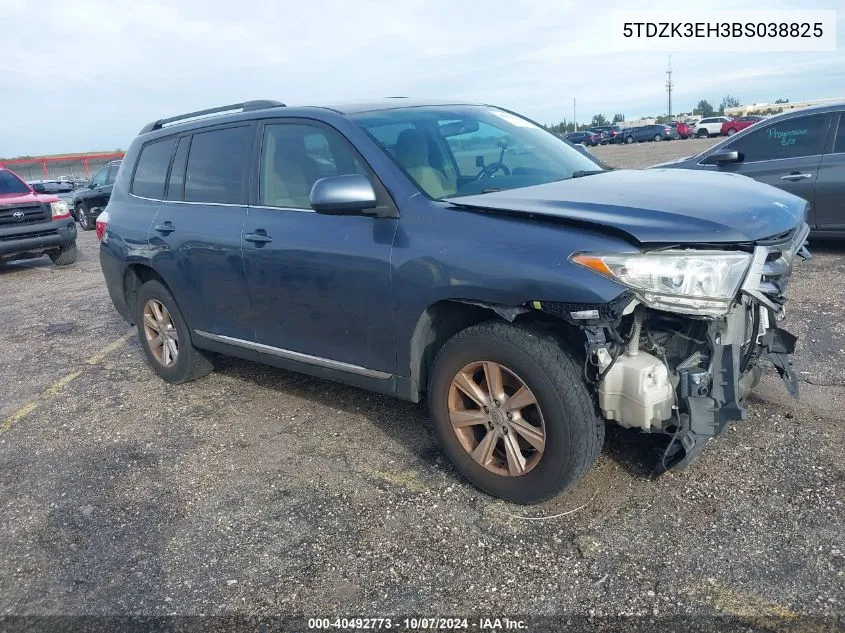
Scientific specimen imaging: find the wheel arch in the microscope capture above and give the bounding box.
[406,299,579,403]
[122,263,174,326]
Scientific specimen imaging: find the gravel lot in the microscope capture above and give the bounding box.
[1,139,843,631]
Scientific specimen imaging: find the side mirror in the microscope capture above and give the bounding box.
[702,148,740,165]
[310,174,378,216]
[475,155,485,168]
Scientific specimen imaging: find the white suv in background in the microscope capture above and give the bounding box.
[695,116,732,138]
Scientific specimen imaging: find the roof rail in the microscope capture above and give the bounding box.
[139,100,285,134]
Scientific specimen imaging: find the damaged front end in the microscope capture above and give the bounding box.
[557,222,811,472]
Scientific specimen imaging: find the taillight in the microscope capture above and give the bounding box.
[95,210,109,240]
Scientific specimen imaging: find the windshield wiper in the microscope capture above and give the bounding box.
[570,169,607,179]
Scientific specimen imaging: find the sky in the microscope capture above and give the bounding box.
[1,0,843,157]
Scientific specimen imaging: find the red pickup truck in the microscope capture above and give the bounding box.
[0,167,78,265]
[721,115,765,136]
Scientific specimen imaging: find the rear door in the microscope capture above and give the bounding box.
[148,124,255,342]
[703,112,833,224]
[814,111,845,231]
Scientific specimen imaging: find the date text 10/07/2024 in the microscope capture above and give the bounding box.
[307,617,528,630]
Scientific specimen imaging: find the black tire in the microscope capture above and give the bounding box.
[135,280,213,384]
[49,242,77,266]
[76,202,93,230]
[427,321,604,504]
[727,128,737,136]
[625,135,634,144]
[697,129,709,138]
[654,134,662,142]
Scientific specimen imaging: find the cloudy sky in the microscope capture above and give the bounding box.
[1,0,842,157]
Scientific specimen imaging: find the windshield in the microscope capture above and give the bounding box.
[0,170,31,195]
[352,106,601,199]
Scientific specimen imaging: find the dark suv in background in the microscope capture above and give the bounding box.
[100,99,809,503]
[71,160,121,230]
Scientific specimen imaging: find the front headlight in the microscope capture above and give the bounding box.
[50,200,70,219]
[571,250,752,316]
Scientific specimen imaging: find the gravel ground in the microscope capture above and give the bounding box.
[1,140,843,632]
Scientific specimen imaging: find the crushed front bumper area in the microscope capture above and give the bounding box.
[579,223,810,473]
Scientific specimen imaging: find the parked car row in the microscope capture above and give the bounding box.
[562,115,767,148]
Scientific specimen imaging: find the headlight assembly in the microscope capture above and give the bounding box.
[50,200,71,220]
[571,250,752,317]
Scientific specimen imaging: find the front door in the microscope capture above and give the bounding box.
[711,112,833,227]
[86,167,109,211]
[241,119,398,376]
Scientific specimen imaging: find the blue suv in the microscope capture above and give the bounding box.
[100,99,809,503]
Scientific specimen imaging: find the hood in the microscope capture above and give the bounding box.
[448,169,805,244]
[0,191,59,206]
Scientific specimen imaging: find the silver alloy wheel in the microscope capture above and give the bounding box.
[448,361,546,477]
[727,128,737,136]
[77,206,88,229]
[142,299,179,367]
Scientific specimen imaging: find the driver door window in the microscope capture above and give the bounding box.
[259,123,369,209]
[90,168,107,187]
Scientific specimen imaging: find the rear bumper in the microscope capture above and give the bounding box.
[0,218,76,259]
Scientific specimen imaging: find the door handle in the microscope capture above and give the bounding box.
[780,173,812,181]
[244,231,273,244]
[154,222,175,234]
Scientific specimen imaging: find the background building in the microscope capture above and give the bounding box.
[0,152,125,181]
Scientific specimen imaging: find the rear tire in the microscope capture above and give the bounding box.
[654,134,662,142]
[727,128,737,136]
[135,280,213,384]
[427,321,604,504]
[49,242,77,266]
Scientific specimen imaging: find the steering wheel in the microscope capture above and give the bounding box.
[475,162,511,180]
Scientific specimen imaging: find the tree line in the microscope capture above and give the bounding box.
[547,96,790,134]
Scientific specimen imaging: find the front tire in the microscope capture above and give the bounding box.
[626,135,634,144]
[428,321,604,504]
[76,203,93,230]
[135,280,213,384]
[49,242,77,266]
[697,129,709,138]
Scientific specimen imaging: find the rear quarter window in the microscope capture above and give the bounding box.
[131,138,177,199]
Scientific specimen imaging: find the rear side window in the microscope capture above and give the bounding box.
[726,114,831,162]
[184,126,249,204]
[132,138,176,199]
